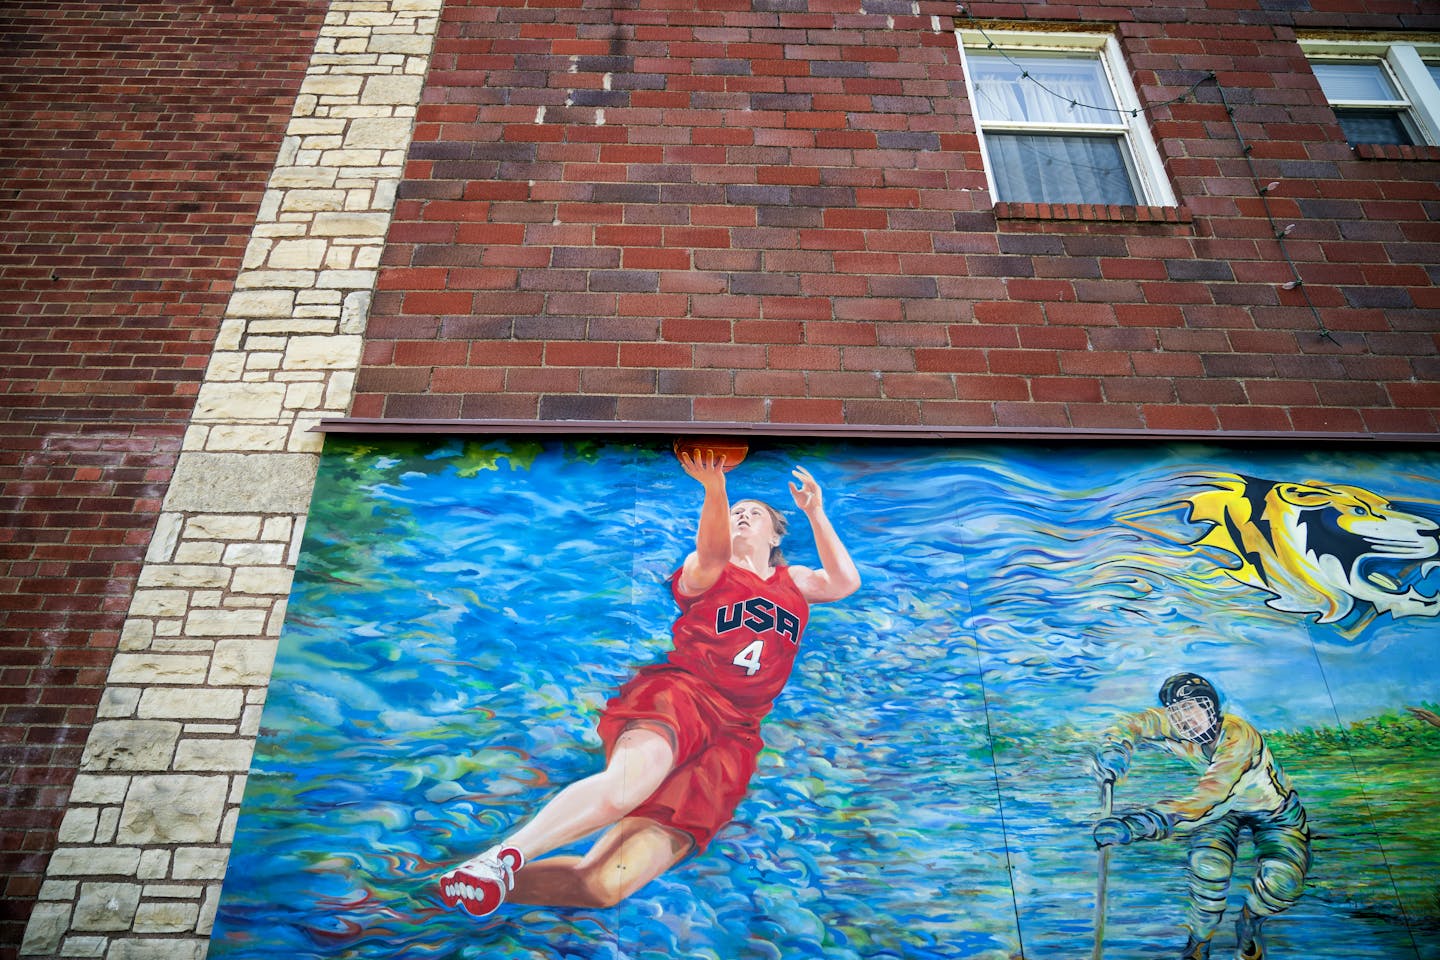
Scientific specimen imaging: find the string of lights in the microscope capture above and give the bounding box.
[1214,82,1337,343]
[957,5,1338,344]
[957,7,1215,119]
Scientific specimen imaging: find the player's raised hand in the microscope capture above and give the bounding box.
[789,465,823,514]
[678,449,728,489]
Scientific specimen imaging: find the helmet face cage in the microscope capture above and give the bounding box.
[1159,674,1221,744]
[1165,695,1220,743]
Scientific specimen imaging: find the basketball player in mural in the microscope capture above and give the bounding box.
[1092,674,1311,960]
[436,447,861,917]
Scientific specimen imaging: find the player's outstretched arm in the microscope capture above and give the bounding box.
[676,449,732,597]
[788,465,860,604]
[1409,706,1440,728]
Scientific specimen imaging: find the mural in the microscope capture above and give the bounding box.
[211,437,1440,960]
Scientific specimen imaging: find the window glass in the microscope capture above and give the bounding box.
[968,51,1116,125]
[961,30,1174,207]
[1302,41,1440,148]
[985,133,1139,205]
[1334,110,1415,146]
[1313,61,1402,103]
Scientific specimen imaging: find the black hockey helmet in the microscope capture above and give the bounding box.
[1159,673,1222,744]
[1158,673,1220,711]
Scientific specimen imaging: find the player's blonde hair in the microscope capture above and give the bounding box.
[736,499,788,565]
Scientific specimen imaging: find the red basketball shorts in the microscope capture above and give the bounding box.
[596,667,765,851]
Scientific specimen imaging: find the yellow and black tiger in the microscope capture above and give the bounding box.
[1171,474,1439,625]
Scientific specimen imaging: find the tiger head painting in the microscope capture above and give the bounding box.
[1143,473,1440,626]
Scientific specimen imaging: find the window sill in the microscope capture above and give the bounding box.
[993,202,1193,224]
[1352,143,1440,161]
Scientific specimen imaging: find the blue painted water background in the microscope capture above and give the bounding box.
[210,438,1440,959]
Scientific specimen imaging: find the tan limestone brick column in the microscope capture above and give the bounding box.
[20,2,441,957]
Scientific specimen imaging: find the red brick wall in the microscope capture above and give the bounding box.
[0,2,326,948]
[356,0,1440,431]
[3,0,1438,949]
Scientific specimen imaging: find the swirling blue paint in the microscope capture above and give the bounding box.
[211,440,1440,959]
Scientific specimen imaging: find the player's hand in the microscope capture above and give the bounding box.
[1093,809,1169,848]
[1092,816,1131,848]
[789,465,823,514]
[1092,746,1129,785]
[678,449,728,490]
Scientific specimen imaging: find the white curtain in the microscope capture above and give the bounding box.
[971,53,1115,125]
[987,133,1139,205]
[968,50,1140,204]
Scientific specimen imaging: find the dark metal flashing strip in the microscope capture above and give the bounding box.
[316,418,1440,446]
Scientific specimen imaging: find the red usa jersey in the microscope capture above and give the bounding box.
[666,564,810,710]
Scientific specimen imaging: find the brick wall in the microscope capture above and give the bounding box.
[354,0,1440,432]
[0,2,327,950]
[5,0,1440,955]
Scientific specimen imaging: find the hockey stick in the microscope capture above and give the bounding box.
[1092,778,1113,960]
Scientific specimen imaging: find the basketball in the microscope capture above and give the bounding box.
[673,437,749,471]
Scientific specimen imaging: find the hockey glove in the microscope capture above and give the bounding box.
[1092,808,1171,847]
[1092,745,1130,784]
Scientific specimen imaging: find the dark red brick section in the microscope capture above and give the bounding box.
[358,0,1439,433]
[0,2,326,950]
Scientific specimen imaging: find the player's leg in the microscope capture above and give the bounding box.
[1181,818,1240,958]
[437,723,675,917]
[504,722,676,860]
[1237,799,1310,959]
[504,714,759,910]
[509,816,694,908]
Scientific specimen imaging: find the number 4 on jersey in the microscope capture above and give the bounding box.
[732,639,764,676]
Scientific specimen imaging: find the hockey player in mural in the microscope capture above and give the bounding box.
[436,447,861,918]
[1092,674,1311,960]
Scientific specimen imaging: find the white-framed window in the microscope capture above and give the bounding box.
[957,28,1176,207]
[1301,38,1440,147]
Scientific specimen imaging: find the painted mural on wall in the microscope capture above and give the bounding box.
[210,437,1440,960]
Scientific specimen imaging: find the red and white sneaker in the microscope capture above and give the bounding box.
[437,845,524,917]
